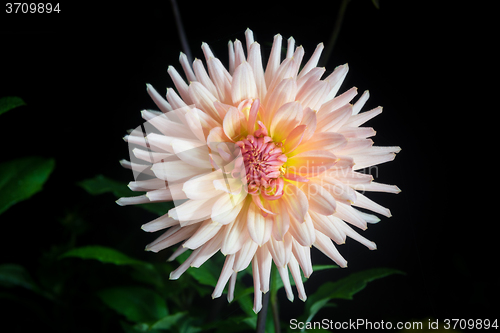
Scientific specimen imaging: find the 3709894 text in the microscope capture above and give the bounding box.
[5,3,60,13]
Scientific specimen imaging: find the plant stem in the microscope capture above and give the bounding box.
[170,0,193,64]
[256,292,270,333]
[320,0,351,67]
[271,266,280,333]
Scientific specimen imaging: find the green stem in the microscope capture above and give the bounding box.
[256,292,270,333]
[320,0,351,67]
[270,266,280,333]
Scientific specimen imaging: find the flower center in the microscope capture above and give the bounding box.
[235,127,286,200]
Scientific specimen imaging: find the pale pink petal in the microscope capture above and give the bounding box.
[282,183,309,223]
[228,40,235,75]
[288,255,307,301]
[221,201,250,255]
[320,176,358,205]
[270,101,303,142]
[223,107,246,142]
[300,182,337,216]
[298,42,324,79]
[212,254,235,299]
[338,126,376,140]
[207,127,230,151]
[297,67,325,91]
[166,87,188,109]
[233,237,258,272]
[278,265,294,302]
[286,36,295,58]
[283,124,306,154]
[169,247,200,280]
[352,90,370,115]
[291,238,313,278]
[256,246,272,293]
[345,106,383,127]
[292,132,347,156]
[247,43,267,100]
[146,188,187,202]
[192,59,219,99]
[179,52,197,82]
[183,219,223,250]
[267,199,290,241]
[267,232,292,268]
[318,86,357,114]
[352,191,392,217]
[116,195,149,206]
[247,98,260,135]
[141,214,179,232]
[231,62,258,104]
[145,224,199,253]
[171,138,212,168]
[286,150,338,177]
[263,77,298,128]
[168,66,193,105]
[169,195,223,227]
[264,34,282,87]
[313,230,347,268]
[324,63,349,101]
[247,202,272,246]
[300,107,317,142]
[129,178,168,192]
[334,202,367,230]
[146,84,172,113]
[335,138,373,155]
[233,39,246,69]
[288,211,316,247]
[191,229,226,267]
[351,181,401,194]
[207,57,233,105]
[309,212,346,245]
[316,103,353,133]
[188,81,221,122]
[251,256,263,313]
[296,80,332,111]
[337,221,377,250]
[227,271,237,303]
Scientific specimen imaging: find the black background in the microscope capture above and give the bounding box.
[0,1,495,331]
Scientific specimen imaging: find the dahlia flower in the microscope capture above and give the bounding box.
[118,29,400,313]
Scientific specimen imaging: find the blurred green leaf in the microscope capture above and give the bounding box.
[97,286,168,324]
[78,174,173,215]
[60,245,152,268]
[0,264,41,293]
[371,0,380,9]
[151,311,187,330]
[303,268,404,323]
[0,156,55,215]
[0,96,25,116]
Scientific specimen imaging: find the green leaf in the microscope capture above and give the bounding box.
[59,245,152,268]
[371,0,380,9]
[303,268,404,323]
[0,96,25,116]
[0,156,55,215]
[0,264,41,293]
[78,174,173,215]
[151,311,187,330]
[97,286,168,323]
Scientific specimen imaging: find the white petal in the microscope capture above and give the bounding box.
[313,230,347,268]
[231,62,258,104]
